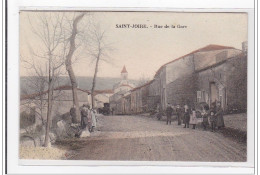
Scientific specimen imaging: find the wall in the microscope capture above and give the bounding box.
[195,52,247,112]
[166,74,197,107]
[130,89,142,114]
[148,78,160,111]
[141,85,149,112]
[196,64,226,108]
[124,95,131,114]
[166,55,195,107]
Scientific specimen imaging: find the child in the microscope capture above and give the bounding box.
[209,109,216,132]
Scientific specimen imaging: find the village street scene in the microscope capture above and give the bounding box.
[19,12,248,162]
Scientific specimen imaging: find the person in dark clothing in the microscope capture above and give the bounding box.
[80,104,88,129]
[176,105,182,125]
[201,104,209,130]
[166,103,173,125]
[209,104,217,132]
[70,105,76,123]
[183,104,190,128]
[215,101,225,129]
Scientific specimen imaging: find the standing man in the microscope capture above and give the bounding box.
[166,103,173,125]
[183,104,190,128]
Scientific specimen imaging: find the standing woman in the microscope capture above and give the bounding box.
[189,107,197,129]
[91,108,97,132]
[86,105,92,132]
[215,101,225,129]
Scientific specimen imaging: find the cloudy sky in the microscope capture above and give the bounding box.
[20,12,247,80]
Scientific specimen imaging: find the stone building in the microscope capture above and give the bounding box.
[130,81,151,114]
[148,44,243,111]
[166,45,244,111]
[195,51,247,112]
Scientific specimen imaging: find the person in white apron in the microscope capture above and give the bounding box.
[190,107,198,129]
[90,109,97,132]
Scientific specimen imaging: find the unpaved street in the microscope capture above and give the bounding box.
[63,115,246,161]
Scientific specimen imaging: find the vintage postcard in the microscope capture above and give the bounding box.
[19,11,248,163]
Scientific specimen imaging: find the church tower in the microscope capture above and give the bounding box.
[121,65,128,80]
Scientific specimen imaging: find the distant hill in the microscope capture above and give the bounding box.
[20,76,138,95]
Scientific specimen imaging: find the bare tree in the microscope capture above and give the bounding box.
[65,13,85,123]
[23,12,67,147]
[88,25,113,108]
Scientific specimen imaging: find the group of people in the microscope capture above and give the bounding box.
[160,101,225,132]
[70,104,97,134]
[80,104,97,132]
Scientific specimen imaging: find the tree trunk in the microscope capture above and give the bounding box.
[65,13,85,123]
[44,79,54,147]
[67,67,80,123]
[44,56,54,147]
[91,55,100,109]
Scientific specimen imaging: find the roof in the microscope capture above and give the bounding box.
[121,65,128,73]
[195,52,246,73]
[93,89,114,95]
[154,44,236,77]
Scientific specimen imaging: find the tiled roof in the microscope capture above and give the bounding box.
[154,44,236,77]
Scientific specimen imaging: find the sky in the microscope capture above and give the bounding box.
[20,12,248,80]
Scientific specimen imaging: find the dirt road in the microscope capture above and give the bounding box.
[61,115,246,161]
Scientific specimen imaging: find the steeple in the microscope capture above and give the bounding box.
[121,65,128,80]
[121,65,128,73]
